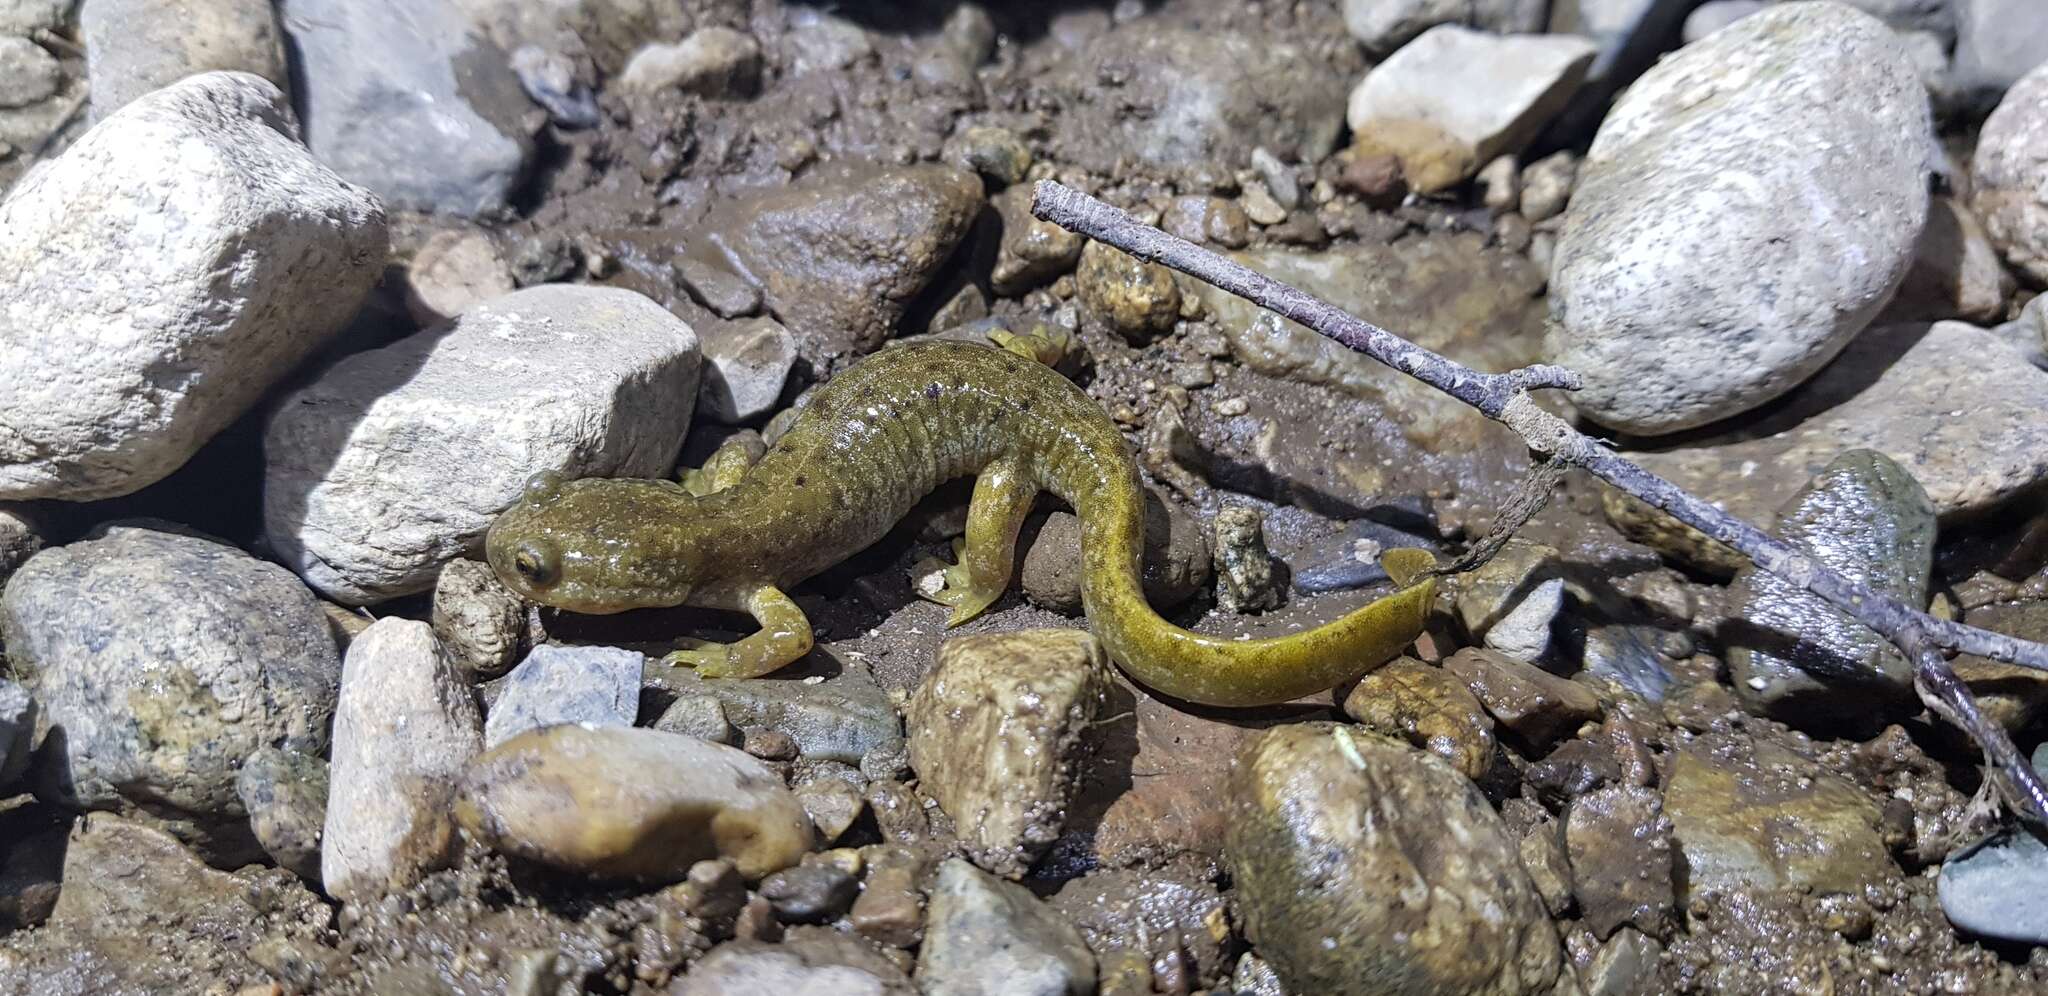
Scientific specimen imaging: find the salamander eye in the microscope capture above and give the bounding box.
[512,543,557,588]
[523,470,565,504]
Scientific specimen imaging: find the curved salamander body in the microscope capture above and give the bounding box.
[485,340,1435,707]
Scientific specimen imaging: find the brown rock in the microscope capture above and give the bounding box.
[1663,738,1896,901]
[1343,657,1496,781]
[990,186,1086,296]
[1349,118,1475,195]
[1442,647,1602,748]
[1019,486,1210,615]
[1565,786,1675,939]
[1077,240,1182,343]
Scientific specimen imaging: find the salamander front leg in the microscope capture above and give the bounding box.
[661,585,813,679]
[914,455,1037,627]
[679,431,765,497]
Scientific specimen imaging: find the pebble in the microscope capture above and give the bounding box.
[1662,737,1895,902]
[430,558,528,679]
[641,665,902,765]
[1339,0,1546,56]
[1518,151,1575,223]
[1076,240,1182,343]
[618,26,762,98]
[794,776,865,844]
[323,618,481,901]
[1545,4,1931,435]
[1972,62,2048,286]
[952,125,1031,187]
[700,161,983,365]
[1726,450,1935,724]
[235,746,329,881]
[280,0,533,216]
[1565,785,1675,939]
[1346,26,1596,190]
[652,694,739,745]
[1211,505,1284,614]
[1476,154,1519,214]
[1681,0,1764,43]
[850,845,928,949]
[262,284,701,604]
[1225,724,1564,996]
[1240,181,1288,226]
[674,252,763,318]
[0,72,386,502]
[1442,647,1601,749]
[483,644,641,746]
[0,523,340,864]
[1454,538,1564,664]
[1582,928,1663,996]
[906,629,1111,878]
[1938,748,2048,944]
[1608,321,2048,572]
[509,44,598,129]
[917,858,1097,996]
[1881,195,2014,324]
[760,861,859,924]
[991,186,1088,295]
[1342,657,1497,781]
[671,930,914,995]
[400,228,514,326]
[80,0,286,120]
[0,35,58,108]
[455,724,812,881]
[1952,0,2048,105]
[697,317,799,424]
[1161,194,1251,249]
[786,10,874,74]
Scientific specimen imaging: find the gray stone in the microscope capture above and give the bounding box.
[1442,647,1603,749]
[617,27,761,98]
[0,502,45,592]
[1880,195,2013,324]
[399,228,514,326]
[0,679,32,788]
[760,862,859,924]
[281,0,534,217]
[697,317,798,424]
[1583,928,1663,996]
[0,72,386,501]
[674,253,762,318]
[1346,25,1596,186]
[918,858,1096,996]
[81,0,286,120]
[0,36,59,108]
[642,664,900,764]
[509,44,597,130]
[785,10,874,75]
[1607,322,2048,572]
[1212,505,1283,614]
[1953,0,2048,105]
[652,693,738,745]
[262,284,700,605]
[1940,747,2048,944]
[1663,737,1896,902]
[1681,0,1765,43]
[1973,63,2048,286]
[1454,538,1563,664]
[1547,0,1705,142]
[235,746,328,881]
[483,644,640,746]
[322,618,481,902]
[1545,4,1931,435]
[1339,0,1548,55]
[671,931,914,995]
[0,0,69,34]
[430,557,527,679]
[1727,451,1936,723]
[0,523,340,864]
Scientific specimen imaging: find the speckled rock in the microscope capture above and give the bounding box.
[696,317,798,424]
[322,618,480,901]
[1663,737,1896,901]
[1226,724,1564,996]
[280,0,534,217]
[1346,26,1595,187]
[1442,648,1601,749]
[1343,657,1497,781]
[906,630,1112,878]
[1211,505,1285,614]
[641,664,901,765]
[701,161,983,367]
[991,185,1086,296]
[0,72,386,502]
[1077,240,1181,343]
[430,558,527,679]
[1454,538,1563,664]
[1726,450,1935,724]
[0,679,32,789]
[1565,785,1674,939]
[1607,322,2048,572]
[1972,63,2048,286]
[1545,4,1931,435]
[483,644,641,746]
[918,858,1096,996]
[0,523,339,864]
[0,35,58,110]
[235,746,328,881]
[455,724,812,881]
[1019,488,1209,615]
[262,284,700,605]
[671,930,915,995]
[80,0,286,120]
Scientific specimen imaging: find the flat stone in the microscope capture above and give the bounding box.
[235,746,329,881]
[1225,724,1565,996]
[81,0,286,120]
[1346,25,1595,186]
[455,724,812,881]
[1442,647,1602,749]
[0,523,340,864]
[1342,657,1496,781]
[322,618,480,901]
[641,664,901,765]
[850,845,928,949]
[1972,62,2048,286]
[1565,785,1675,939]
[674,252,762,318]
[262,284,700,604]
[697,317,798,424]
[1726,450,1936,724]
[1607,322,2048,572]
[430,557,527,679]
[1545,4,1931,435]
[483,644,641,747]
[280,0,534,216]
[652,693,738,745]
[917,858,1097,996]
[1663,737,1896,902]
[906,629,1111,878]
[0,72,386,501]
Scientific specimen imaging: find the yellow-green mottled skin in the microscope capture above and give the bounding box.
[485,340,1435,707]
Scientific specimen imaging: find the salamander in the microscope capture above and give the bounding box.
[484,339,1436,707]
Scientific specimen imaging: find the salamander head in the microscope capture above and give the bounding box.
[485,471,708,614]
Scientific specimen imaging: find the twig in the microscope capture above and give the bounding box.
[1032,180,2048,822]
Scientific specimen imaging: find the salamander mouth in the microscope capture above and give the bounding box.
[523,582,691,615]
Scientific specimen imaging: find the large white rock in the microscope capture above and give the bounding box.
[1953,0,2048,104]
[80,0,288,121]
[1973,62,2048,287]
[1346,25,1596,174]
[1545,4,1931,435]
[1339,0,1547,55]
[262,284,700,605]
[0,71,386,501]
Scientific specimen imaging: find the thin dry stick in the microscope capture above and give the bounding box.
[1032,180,2048,822]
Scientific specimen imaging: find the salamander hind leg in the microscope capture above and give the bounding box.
[662,585,813,679]
[914,455,1037,627]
